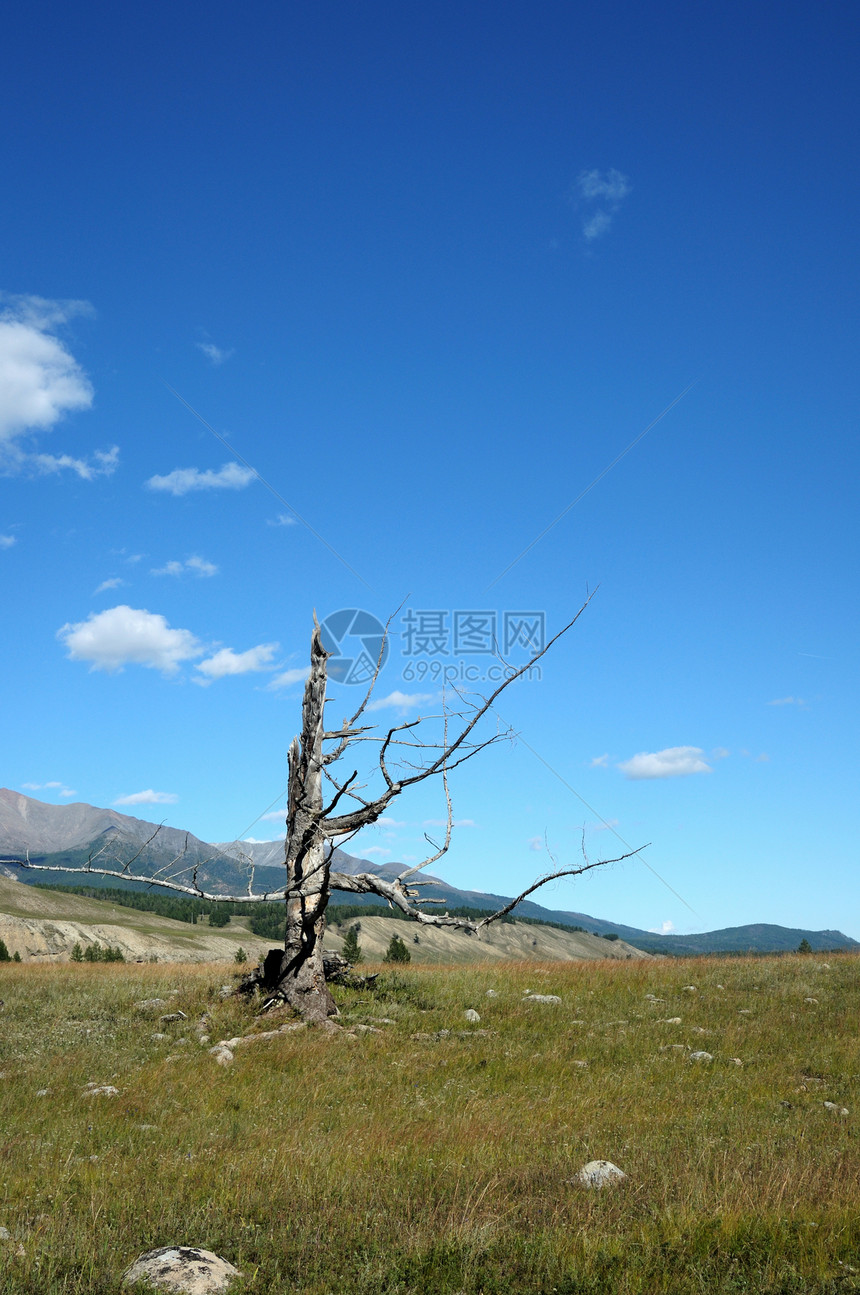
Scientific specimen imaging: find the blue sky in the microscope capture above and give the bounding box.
[2,1,858,936]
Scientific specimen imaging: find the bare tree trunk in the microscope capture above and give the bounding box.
[274,627,337,1021]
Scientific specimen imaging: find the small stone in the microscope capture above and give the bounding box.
[353,1024,382,1035]
[658,1017,682,1025]
[199,1036,211,1045]
[716,984,726,990]
[0,1227,10,1240]
[151,1033,168,1042]
[804,997,818,1004]
[134,999,167,1013]
[688,1051,713,1063]
[644,994,664,1003]
[571,1060,589,1068]
[524,994,561,1004]
[728,1058,743,1066]
[122,1245,242,1292]
[464,1009,481,1023]
[219,985,233,998]
[85,1084,119,1097]
[681,985,697,992]
[159,1011,188,1023]
[823,1101,849,1115]
[739,1009,752,1015]
[35,1088,49,1097]
[485,989,498,998]
[138,1124,159,1131]
[660,1044,689,1053]
[577,1160,627,1189]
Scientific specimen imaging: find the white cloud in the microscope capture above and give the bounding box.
[362,846,391,857]
[528,836,544,852]
[58,604,203,674]
[0,533,16,548]
[94,577,124,595]
[582,211,613,241]
[574,168,631,241]
[267,513,297,527]
[32,444,118,480]
[22,780,76,797]
[194,642,279,684]
[267,666,311,690]
[577,169,631,202]
[377,816,406,828]
[711,747,730,760]
[196,341,234,366]
[617,746,712,780]
[260,808,288,822]
[591,818,620,832]
[768,696,808,707]
[366,690,436,713]
[145,462,255,496]
[756,752,771,763]
[590,753,610,768]
[151,555,219,578]
[0,294,93,454]
[648,920,675,935]
[113,789,178,806]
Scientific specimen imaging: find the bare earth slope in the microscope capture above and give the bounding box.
[0,875,647,964]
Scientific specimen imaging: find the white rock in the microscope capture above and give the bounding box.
[658,1017,682,1025]
[135,999,167,1012]
[464,1009,481,1023]
[660,1044,689,1053]
[524,994,561,1005]
[716,984,726,990]
[35,1088,49,1097]
[681,985,697,992]
[577,1160,627,1189]
[151,1033,168,1042]
[219,985,233,998]
[571,1060,589,1068]
[0,1227,10,1240]
[485,989,498,998]
[209,1046,233,1067]
[728,1057,743,1066]
[123,1245,241,1292]
[688,1051,713,1064]
[85,1084,120,1097]
[804,997,818,1004]
[739,1009,752,1015]
[823,1101,849,1115]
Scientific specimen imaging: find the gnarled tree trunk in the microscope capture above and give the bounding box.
[273,627,337,1021]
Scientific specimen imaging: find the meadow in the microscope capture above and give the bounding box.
[1,953,859,1293]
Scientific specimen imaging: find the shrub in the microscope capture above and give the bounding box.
[342,925,363,964]
[797,937,813,954]
[70,943,84,962]
[234,947,248,964]
[383,934,411,964]
[0,938,10,962]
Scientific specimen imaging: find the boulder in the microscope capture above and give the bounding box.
[524,994,561,1005]
[464,1009,481,1023]
[577,1160,627,1189]
[688,1051,713,1064]
[123,1246,241,1292]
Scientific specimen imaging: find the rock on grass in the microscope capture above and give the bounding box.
[123,1246,241,1292]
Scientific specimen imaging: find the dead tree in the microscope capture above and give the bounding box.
[8,599,642,1022]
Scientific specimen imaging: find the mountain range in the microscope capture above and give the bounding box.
[1,788,856,955]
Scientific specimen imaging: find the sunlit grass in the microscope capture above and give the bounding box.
[1,955,859,1292]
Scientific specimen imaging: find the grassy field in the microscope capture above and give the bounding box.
[1,954,859,1294]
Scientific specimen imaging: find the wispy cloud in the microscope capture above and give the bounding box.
[58,605,204,675]
[528,835,544,852]
[31,445,118,481]
[196,341,234,366]
[618,746,712,780]
[711,747,730,760]
[260,807,288,823]
[366,690,436,714]
[591,818,620,832]
[267,513,297,527]
[94,576,124,595]
[0,533,16,549]
[267,666,310,691]
[590,753,610,768]
[151,555,218,578]
[194,642,279,684]
[768,696,808,708]
[362,846,391,857]
[113,789,178,806]
[22,780,76,798]
[574,168,631,241]
[145,462,255,496]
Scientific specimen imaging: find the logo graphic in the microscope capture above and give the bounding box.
[319,609,389,685]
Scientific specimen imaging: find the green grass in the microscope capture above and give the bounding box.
[1,955,860,1292]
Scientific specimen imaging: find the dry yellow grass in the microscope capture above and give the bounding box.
[1,953,859,1293]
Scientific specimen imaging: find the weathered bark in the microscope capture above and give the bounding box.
[274,625,337,1021]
